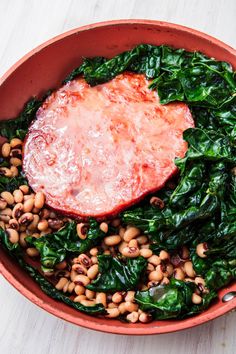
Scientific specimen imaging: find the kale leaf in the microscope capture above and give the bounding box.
[87,255,147,292]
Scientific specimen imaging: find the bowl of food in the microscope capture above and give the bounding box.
[0,19,235,335]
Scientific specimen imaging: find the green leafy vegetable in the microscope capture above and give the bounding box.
[135,279,217,319]
[26,219,106,272]
[87,255,147,292]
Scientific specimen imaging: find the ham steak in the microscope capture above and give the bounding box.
[23,73,194,219]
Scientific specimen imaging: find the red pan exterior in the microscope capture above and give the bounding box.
[0,20,235,335]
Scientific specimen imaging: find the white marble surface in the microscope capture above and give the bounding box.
[0,1,235,353]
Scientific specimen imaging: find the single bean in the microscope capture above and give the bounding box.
[118,241,128,253]
[0,167,13,177]
[1,191,14,205]
[74,274,90,286]
[99,222,108,233]
[91,256,98,264]
[78,254,92,268]
[10,148,22,158]
[55,260,67,270]
[173,267,185,280]
[196,243,208,258]
[74,285,85,295]
[192,293,202,304]
[126,311,139,323]
[19,185,30,195]
[32,207,40,214]
[140,248,153,258]
[70,269,77,282]
[136,235,148,245]
[122,246,140,258]
[37,219,49,231]
[0,198,7,210]
[87,264,99,280]
[159,250,170,261]
[10,166,18,177]
[118,302,127,314]
[48,219,64,230]
[195,277,206,287]
[0,215,10,222]
[148,269,163,282]
[124,291,135,303]
[125,301,138,313]
[10,138,22,148]
[18,212,34,226]
[108,303,118,309]
[74,295,87,303]
[1,143,11,157]
[112,292,123,304]
[128,239,138,248]
[184,261,196,278]
[140,244,150,249]
[147,263,155,272]
[26,247,39,257]
[123,227,140,242]
[6,228,19,244]
[89,247,98,256]
[27,214,40,231]
[80,299,96,307]
[23,198,35,213]
[63,281,70,293]
[85,289,95,300]
[19,232,28,247]
[139,312,152,323]
[13,189,24,203]
[104,234,121,246]
[165,263,174,276]
[119,227,125,238]
[105,308,120,318]
[150,196,165,209]
[9,219,19,230]
[76,223,87,239]
[181,246,190,260]
[68,282,75,293]
[0,208,12,217]
[161,277,170,285]
[96,292,107,307]
[34,191,45,209]
[10,157,22,167]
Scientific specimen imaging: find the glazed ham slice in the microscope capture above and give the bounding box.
[23,73,194,219]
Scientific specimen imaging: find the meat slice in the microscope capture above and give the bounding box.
[23,73,194,219]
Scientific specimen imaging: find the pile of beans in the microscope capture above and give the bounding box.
[0,138,209,323]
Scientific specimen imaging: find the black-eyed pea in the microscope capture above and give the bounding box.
[159,250,170,261]
[139,312,152,323]
[161,277,170,285]
[105,308,120,318]
[13,189,24,203]
[128,239,138,248]
[80,299,96,307]
[37,219,49,231]
[108,303,118,309]
[10,157,22,167]
[119,227,125,238]
[6,228,19,244]
[74,274,90,286]
[63,280,70,293]
[140,248,153,258]
[0,221,5,230]
[1,191,14,205]
[48,219,64,230]
[96,292,107,307]
[192,293,202,304]
[1,142,11,157]
[125,301,138,313]
[74,285,85,295]
[78,254,92,268]
[34,191,45,209]
[173,267,185,280]
[140,244,150,249]
[0,208,12,218]
[166,263,174,276]
[122,246,140,258]
[118,241,128,253]
[118,302,127,314]
[72,263,87,275]
[196,243,208,258]
[10,138,22,149]
[147,263,155,272]
[12,203,24,219]
[70,269,77,282]
[87,264,99,280]
[85,289,96,300]
[195,277,206,287]
[125,291,135,302]
[68,282,75,293]
[0,167,13,177]
[32,207,40,214]
[91,256,98,264]
[26,247,39,257]
[23,198,35,213]
[123,226,140,242]
[9,219,19,230]
[126,311,139,323]
[74,295,87,303]
[99,222,108,233]
[148,268,163,282]
[184,261,196,278]
[112,292,123,303]
[181,246,190,259]
[55,260,67,270]
[104,235,121,246]
[19,185,30,195]
[10,166,18,177]
[0,198,7,210]
[76,223,87,240]
[103,250,111,255]
[136,235,148,245]
[89,247,98,256]
[27,214,40,231]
